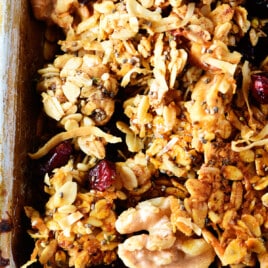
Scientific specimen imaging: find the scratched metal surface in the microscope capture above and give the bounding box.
[0,1,45,267]
[0,1,19,266]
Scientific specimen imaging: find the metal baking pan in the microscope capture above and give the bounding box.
[0,0,45,266]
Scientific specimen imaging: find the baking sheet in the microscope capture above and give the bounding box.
[0,1,19,266]
[0,0,45,266]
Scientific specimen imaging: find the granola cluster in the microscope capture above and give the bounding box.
[24,0,268,267]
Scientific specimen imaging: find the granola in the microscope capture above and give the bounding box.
[23,0,268,267]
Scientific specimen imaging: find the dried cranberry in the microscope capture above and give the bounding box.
[40,140,73,174]
[251,72,268,104]
[88,160,116,191]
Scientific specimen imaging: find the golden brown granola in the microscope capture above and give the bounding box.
[24,0,268,267]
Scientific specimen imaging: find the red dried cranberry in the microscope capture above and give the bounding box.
[251,72,268,104]
[40,140,73,174]
[88,160,116,191]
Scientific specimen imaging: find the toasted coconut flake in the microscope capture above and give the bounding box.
[126,0,161,21]
[29,126,121,159]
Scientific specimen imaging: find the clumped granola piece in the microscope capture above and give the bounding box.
[23,160,124,268]
[37,54,119,126]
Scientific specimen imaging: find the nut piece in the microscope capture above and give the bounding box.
[116,197,215,268]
